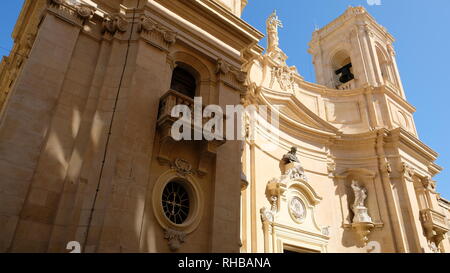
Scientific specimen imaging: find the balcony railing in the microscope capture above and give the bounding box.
[337,79,355,90]
[420,208,449,246]
[420,209,448,232]
[157,90,227,142]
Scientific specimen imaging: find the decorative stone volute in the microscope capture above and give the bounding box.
[76,4,94,23]
[164,228,187,252]
[102,15,129,35]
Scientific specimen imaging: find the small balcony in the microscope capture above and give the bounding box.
[157,90,197,131]
[420,208,449,245]
[156,90,227,164]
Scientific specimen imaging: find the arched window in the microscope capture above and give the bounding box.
[170,66,197,98]
[332,50,354,87]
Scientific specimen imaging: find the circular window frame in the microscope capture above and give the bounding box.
[288,195,308,224]
[152,170,204,234]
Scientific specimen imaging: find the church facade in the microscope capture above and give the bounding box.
[0,0,448,253]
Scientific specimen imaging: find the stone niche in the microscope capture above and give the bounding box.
[335,168,384,247]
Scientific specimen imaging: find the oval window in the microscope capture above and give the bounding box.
[162,181,191,225]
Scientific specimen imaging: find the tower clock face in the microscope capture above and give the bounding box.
[162,181,190,225]
[289,196,306,222]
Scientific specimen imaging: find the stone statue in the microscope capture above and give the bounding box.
[351,180,367,208]
[282,147,307,181]
[266,10,283,52]
[282,147,300,164]
[351,180,372,223]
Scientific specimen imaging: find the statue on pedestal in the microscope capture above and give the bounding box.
[282,147,307,181]
[351,180,372,223]
[350,180,374,246]
[266,10,283,52]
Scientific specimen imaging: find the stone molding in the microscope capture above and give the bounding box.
[215,58,247,92]
[137,15,177,51]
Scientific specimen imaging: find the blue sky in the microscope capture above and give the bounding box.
[243,0,450,199]
[1,1,449,199]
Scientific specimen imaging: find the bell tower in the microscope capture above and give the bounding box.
[308,6,405,98]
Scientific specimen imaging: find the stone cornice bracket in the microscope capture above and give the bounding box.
[102,14,129,35]
[47,0,87,27]
[137,15,177,51]
[383,162,392,175]
[265,177,284,214]
[241,82,258,106]
[163,31,177,45]
[76,4,95,24]
[327,162,337,178]
[387,44,396,57]
[164,228,187,252]
[400,162,415,181]
[421,176,437,192]
[216,58,230,75]
[216,58,247,92]
[137,15,157,33]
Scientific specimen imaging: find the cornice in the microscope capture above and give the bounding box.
[194,0,264,42]
[153,0,264,48]
[377,85,416,113]
[438,197,450,209]
[309,6,395,50]
[259,87,340,135]
[331,130,379,146]
[389,128,440,163]
[146,0,261,67]
[297,80,416,115]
